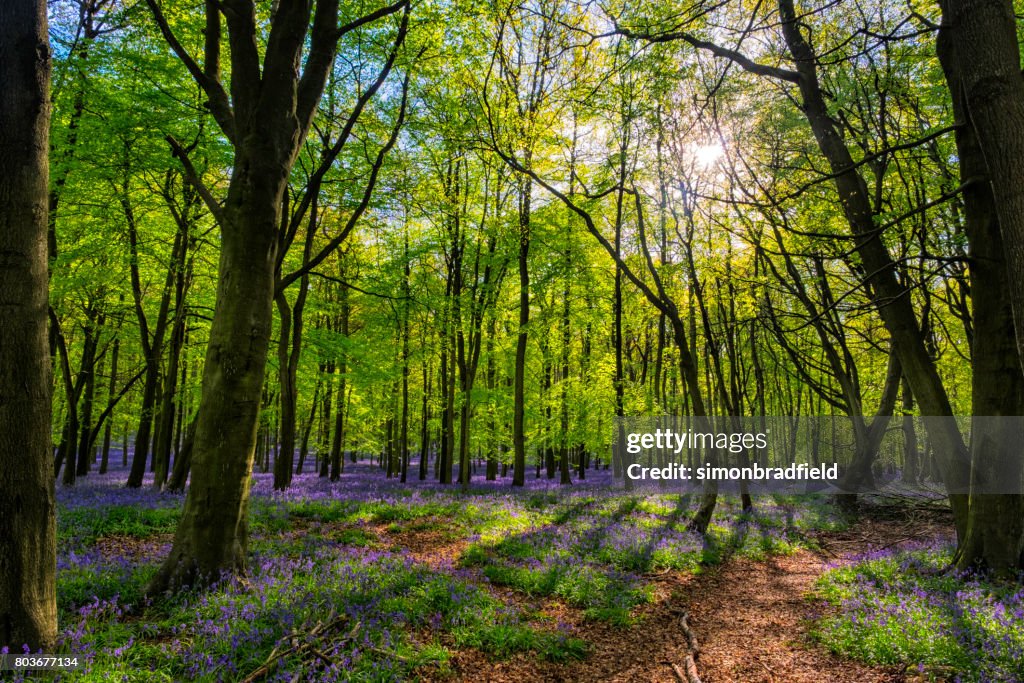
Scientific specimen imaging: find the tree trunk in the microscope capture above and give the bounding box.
[149,168,282,592]
[329,274,349,481]
[297,381,319,475]
[154,203,193,490]
[612,180,629,489]
[778,0,971,535]
[52,313,78,485]
[274,294,297,490]
[559,268,572,486]
[400,228,411,483]
[153,309,186,490]
[74,311,101,476]
[937,16,1024,571]
[938,0,1024,368]
[512,175,530,487]
[319,361,334,477]
[167,415,196,493]
[419,361,431,480]
[273,212,313,489]
[0,0,56,650]
[100,335,119,474]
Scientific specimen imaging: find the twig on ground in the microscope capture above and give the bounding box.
[240,617,360,682]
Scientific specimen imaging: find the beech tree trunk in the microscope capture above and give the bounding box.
[329,274,349,481]
[144,0,408,590]
[937,13,1024,572]
[151,182,280,591]
[938,0,1024,367]
[100,335,119,474]
[0,0,56,650]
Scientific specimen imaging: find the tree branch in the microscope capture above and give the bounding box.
[143,0,236,142]
[165,135,225,227]
[277,67,412,294]
[284,7,411,259]
[614,23,801,83]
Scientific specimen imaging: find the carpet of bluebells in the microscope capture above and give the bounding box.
[813,540,1024,682]
[10,455,1018,681]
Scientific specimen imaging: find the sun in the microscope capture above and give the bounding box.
[692,143,725,169]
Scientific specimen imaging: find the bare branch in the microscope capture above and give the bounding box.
[614,22,801,83]
[277,67,412,294]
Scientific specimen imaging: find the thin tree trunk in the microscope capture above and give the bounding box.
[167,416,196,493]
[419,361,431,481]
[75,310,102,476]
[154,225,190,490]
[513,173,530,487]
[400,227,411,483]
[100,335,119,474]
[329,270,349,481]
[297,381,320,475]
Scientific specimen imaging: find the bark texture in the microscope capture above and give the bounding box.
[937,6,1024,572]
[0,0,56,651]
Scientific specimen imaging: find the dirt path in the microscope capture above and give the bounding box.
[678,548,897,683]
[422,516,951,683]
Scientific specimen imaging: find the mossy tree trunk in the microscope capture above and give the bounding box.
[146,0,410,592]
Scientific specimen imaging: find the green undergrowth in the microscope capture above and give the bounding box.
[811,543,1024,682]
[47,484,855,682]
[49,545,585,682]
[59,506,181,547]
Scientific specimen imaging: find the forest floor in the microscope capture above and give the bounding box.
[412,512,947,683]
[42,462,1020,683]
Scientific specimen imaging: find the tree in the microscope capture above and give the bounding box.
[936,0,1024,368]
[145,0,410,592]
[0,0,57,651]
[936,0,1024,573]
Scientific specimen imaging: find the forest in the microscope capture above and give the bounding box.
[2,0,1024,680]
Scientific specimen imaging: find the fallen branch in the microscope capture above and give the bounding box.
[671,658,702,683]
[679,611,701,656]
[669,610,703,683]
[240,616,360,683]
[367,645,413,663]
